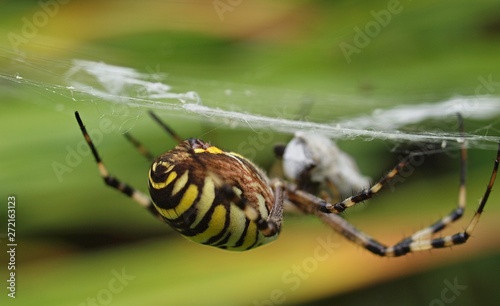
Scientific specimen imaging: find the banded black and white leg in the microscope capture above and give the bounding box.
[285,156,410,215]
[75,111,163,221]
[321,143,499,257]
[394,117,468,245]
[286,134,500,256]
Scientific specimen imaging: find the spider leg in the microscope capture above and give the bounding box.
[75,112,163,221]
[324,157,410,213]
[394,113,468,242]
[398,137,467,243]
[124,132,156,161]
[389,142,499,255]
[285,157,410,214]
[289,142,500,257]
[123,110,184,161]
[266,180,285,236]
[148,110,184,143]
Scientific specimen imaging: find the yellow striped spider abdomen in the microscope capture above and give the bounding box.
[148,138,282,250]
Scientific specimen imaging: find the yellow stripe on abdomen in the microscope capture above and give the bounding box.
[158,184,198,220]
[190,204,227,244]
[172,171,189,195]
[239,221,258,250]
[190,177,216,229]
[222,203,247,248]
[149,170,177,190]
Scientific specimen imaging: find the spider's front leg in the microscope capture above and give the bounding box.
[75,112,163,221]
[285,156,410,215]
[282,155,415,256]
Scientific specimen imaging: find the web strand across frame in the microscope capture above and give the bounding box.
[2,59,500,148]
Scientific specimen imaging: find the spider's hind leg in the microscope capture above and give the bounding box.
[392,141,499,253]
[396,114,468,243]
[313,139,498,257]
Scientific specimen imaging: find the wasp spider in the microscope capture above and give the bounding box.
[75,112,499,256]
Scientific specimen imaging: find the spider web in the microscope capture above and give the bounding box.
[2,53,500,150]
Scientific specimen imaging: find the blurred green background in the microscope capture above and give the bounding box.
[1,0,500,305]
